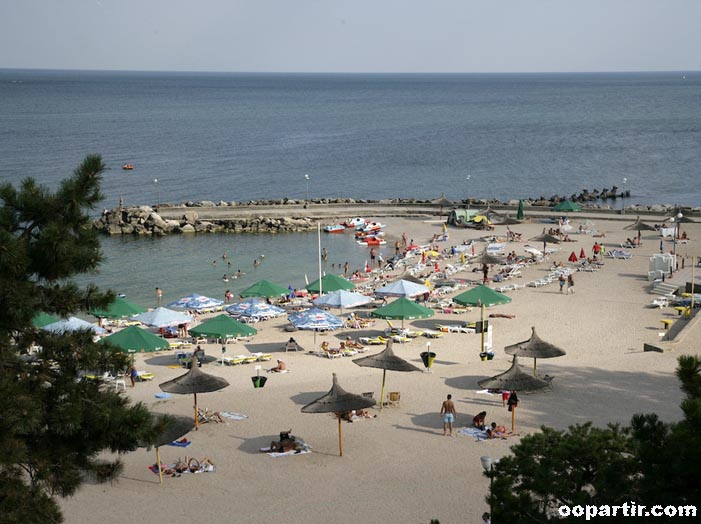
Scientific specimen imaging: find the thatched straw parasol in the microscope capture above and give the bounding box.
[353,339,422,410]
[301,373,376,456]
[471,249,507,266]
[141,414,194,484]
[431,193,453,218]
[623,216,657,232]
[529,232,561,254]
[477,356,551,431]
[159,364,229,430]
[504,326,566,375]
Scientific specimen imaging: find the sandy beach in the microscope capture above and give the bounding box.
[60,213,701,524]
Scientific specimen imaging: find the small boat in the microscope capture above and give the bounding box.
[342,217,366,228]
[357,237,387,246]
[360,222,386,233]
[354,230,385,240]
[323,225,345,233]
[122,163,134,170]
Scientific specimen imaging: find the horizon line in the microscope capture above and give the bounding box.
[1,67,699,76]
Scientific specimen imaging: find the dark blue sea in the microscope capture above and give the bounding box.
[1,69,700,305]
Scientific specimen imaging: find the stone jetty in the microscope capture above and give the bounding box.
[93,193,697,236]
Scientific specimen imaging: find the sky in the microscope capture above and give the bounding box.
[1,0,700,73]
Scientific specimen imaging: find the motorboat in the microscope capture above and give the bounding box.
[359,222,386,233]
[122,163,134,170]
[342,217,366,228]
[323,224,345,233]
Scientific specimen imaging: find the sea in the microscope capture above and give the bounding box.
[1,69,700,307]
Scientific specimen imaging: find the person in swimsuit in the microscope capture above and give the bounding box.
[440,394,456,436]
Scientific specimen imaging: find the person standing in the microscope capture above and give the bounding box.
[156,287,163,303]
[440,394,456,436]
[558,274,566,293]
[481,512,491,524]
[567,274,575,294]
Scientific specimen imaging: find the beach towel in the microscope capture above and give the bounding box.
[457,427,490,441]
[259,446,312,458]
[154,392,172,399]
[167,438,192,448]
[220,412,248,421]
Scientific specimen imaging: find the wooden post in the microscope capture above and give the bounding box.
[379,369,387,411]
[511,405,516,433]
[194,392,198,430]
[156,447,163,484]
[338,413,343,457]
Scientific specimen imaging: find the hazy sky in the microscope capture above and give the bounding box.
[1,0,699,73]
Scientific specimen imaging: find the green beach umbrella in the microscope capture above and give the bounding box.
[189,314,257,339]
[239,279,290,298]
[371,297,434,328]
[100,325,170,353]
[90,296,147,319]
[306,274,355,294]
[517,200,524,220]
[32,312,59,328]
[453,285,511,307]
[552,200,581,213]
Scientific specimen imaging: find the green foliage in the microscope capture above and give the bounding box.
[487,355,701,523]
[0,156,161,523]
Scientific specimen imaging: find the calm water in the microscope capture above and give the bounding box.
[1,69,700,306]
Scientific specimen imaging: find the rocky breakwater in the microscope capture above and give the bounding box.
[93,206,317,236]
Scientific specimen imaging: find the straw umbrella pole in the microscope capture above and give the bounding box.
[301,373,376,456]
[158,364,229,430]
[352,339,422,410]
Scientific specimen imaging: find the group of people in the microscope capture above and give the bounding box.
[161,457,216,477]
[440,395,514,438]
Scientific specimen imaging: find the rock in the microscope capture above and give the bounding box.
[179,224,196,233]
[182,210,199,224]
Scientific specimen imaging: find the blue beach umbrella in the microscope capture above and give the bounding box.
[288,308,344,331]
[132,307,193,328]
[225,298,286,320]
[167,293,224,312]
[289,307,344,350]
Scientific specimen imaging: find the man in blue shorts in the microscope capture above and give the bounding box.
[440,394,456,436]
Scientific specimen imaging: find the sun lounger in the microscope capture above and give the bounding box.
[422,330,444,338]
[359,336,388,345]
[435,324,476,334]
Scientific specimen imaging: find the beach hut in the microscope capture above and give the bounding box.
[503,326,566,375]
[239,280,290,299]
[301,373,376,456]
[306,274,355,294]
[353,339,421,411]
[159,365,230,430]
[89,296,147,319]
[447,209,478,226]
[100,325,170,353]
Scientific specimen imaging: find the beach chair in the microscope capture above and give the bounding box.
[322,348,343,359]
[385,392,401,408]
[114,377,127,391]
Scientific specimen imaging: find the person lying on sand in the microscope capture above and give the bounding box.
[486,422,518,439]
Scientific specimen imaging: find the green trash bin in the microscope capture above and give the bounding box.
[251,376,268,388]
[420,351,436,369]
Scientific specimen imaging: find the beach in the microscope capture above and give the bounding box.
[60,213,701,524]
